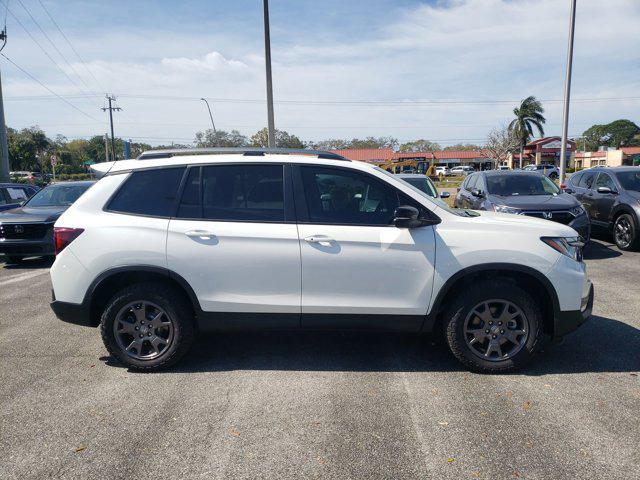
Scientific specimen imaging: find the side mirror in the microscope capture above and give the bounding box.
[471,189,484,198]
[439,191,451,199]
[597,186,615,194]
[393,205,439,228]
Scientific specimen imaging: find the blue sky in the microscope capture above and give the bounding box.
[2,0,639,146]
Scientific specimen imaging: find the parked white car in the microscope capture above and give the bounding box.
[50,148,593,373]
[451,165,475,176]
[435,166,451,177]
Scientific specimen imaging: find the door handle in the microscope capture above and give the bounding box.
[185,230,215,239]
[303,235,334,246]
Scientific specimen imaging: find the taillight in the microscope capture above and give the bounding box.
[53,227,84,255]
[560,183,567,190]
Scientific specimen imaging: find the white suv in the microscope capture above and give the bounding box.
[50,148,593,373]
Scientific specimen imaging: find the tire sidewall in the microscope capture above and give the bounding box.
[445,282,542,372]
[100,284,193,370]
[614,213,637,251]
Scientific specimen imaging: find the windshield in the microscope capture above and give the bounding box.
[615,171,640,192]
[374,167,479,217]
[401,177,438,198]
[25,183,91,207]
[486,174,560,196]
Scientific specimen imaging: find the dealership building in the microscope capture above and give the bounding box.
[507,137,576,169]
[331,148,493,169]
[330,140,640,171]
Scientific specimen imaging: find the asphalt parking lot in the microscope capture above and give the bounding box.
[1,237,639,480]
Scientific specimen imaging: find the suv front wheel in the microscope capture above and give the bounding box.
[100,282,195,371]
[613,213,639,251]
[443,279,543,373]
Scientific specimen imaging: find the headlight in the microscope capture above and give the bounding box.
[541,236,585,262]
[493,204,521,214]
[570,205,585,217]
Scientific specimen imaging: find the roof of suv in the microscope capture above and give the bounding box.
[92,148,356,176]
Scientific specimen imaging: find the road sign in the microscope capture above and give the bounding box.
[50,154,58,167]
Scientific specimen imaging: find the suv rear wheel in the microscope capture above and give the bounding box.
[443,279,543,373]
[100,282,195,371]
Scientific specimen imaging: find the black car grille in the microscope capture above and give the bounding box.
[521,211,574,225]
[0,223,51,240]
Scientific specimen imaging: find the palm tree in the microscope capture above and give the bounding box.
[509,96,546,168]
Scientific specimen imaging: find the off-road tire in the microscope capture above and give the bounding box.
[443,279,544,373]
[100,282,195,371]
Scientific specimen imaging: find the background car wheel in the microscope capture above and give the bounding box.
[613,213,639,251]
[443,279,543,373]
[100,282,195,371]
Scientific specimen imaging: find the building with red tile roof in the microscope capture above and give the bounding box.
[329,148,395,164]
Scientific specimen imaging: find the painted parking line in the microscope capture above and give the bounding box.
[0,269,49,287]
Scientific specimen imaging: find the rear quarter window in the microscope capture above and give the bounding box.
[107,167,185,217]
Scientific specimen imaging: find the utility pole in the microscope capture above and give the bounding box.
[0,28,9,182]
[263,0,276,148]
[559,0,577,184]
[104,133,110,162]
[101,95,121,161]
[200,98,216,134]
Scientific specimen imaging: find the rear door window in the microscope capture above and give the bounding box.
[108,167,185,217]
[177,164,285,222]
[569,172,583,187]
[578,171,596,189]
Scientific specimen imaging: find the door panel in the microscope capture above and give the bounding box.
[167,220,301,313]
[297,224,436,316]
[294,165,437,320]
[592,173,617,226]
[167,163,301,314]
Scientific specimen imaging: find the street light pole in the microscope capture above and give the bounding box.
[559,0,577,184]
[263,0,276,148]
[200,98,216,134]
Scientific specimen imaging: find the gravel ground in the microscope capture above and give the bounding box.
[1,236,639,480]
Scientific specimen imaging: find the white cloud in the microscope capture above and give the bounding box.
[3,0,639,146]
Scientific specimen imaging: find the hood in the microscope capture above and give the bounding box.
[486,192,578,211]
[473,210,577,236]
[0,206,66,223]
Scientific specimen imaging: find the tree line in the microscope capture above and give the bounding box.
[7,106,638,173]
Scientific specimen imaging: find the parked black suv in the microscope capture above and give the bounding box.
[0,181,94,263]
[564,167,640,250]
[455,170,590,239]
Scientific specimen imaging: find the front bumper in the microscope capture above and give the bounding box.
[568,214,591,242]
[554,282,594,338]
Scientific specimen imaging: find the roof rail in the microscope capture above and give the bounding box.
[136,147,349,161]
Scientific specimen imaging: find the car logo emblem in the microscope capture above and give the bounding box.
[14,225,24,234]
[542,212,553,220]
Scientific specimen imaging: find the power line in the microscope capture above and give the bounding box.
[34,0,106,93]
[4,92,640,106]
[0,52,100,121]
[4,3,96,109]
[15,0,96,95]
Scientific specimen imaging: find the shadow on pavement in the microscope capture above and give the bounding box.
[101,315,640,375]
[583,238,622,260]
